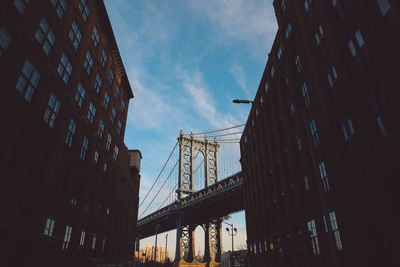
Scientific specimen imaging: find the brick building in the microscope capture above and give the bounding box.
[240,1,399,267]
[0,0,140,266]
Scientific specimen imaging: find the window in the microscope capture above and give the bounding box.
[307,219,320,255]
[79,230,86,250]
[304,176,309,191]
[71,196,77,206]
[110,107,116,123]
[105,208,110,226]
[270,66,274,77]
[87,102,96,123]
[75,82,86,107]
[348,30,365,57]
[331,0,337,6]
[108,68,114,84]
[277,46,282,59]
[57,53,72,83]
[103,162,108,173]
[91,26,100,47]
[44,93,61,128]
[69,21,81,50]
[113,145,119,161]
[34,17,55,55]
[309,119,320,147]
[101,237,106,253]
[295,55,302,72]
[376,115,387,137]
[94,73,102,94]
[65,118,76,147]
[78,0,90,21]
[16,59,40,102]
[289,102,295,115]
[348,40,357,57]
[0,27,11,59]
[319,161,330,192]
[342,117,355,142]
[315,25,324,45]
[115,85,120,100]
[285,23,292,39]
[98,119,105,138]
[301,82,310,107]
[327,65,338,88]
[354,30,365,48]
[377,0,391,16]
[94,150,99,164]
[100,49,107,67]
[14,0,30,15]
[328,211,343,250]
[62,225,72,250]
[92,234,97,250]
[117,120,122,135]
[304,0,312,12]
[296,136,302,151]
[280,0,286,10]
[80,137,89,160]
[121,99,126,112]
[264,82,269,93]
[50,0,67,19]
[106,134,112,151]
[84,51,94,75]
[103,92,110,110]
[43,218,55,236]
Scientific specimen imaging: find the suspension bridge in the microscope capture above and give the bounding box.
[136,125,245,266]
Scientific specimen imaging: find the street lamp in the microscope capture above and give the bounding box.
[232,99,254,104]
[223,222,237,251]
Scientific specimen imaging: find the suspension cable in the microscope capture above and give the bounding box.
[139,158,179,218]
[203,131,243,138]
[138,141,178,208]
[193,157,205,176]
[157,183,178,210]
[189,124,245,135]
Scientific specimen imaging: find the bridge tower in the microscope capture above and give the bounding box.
[174,131,222,264]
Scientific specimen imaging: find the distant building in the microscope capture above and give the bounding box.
[138,246,168,263]
[240,1,399,267]
[0,0,140,266]
[221,250,248,267]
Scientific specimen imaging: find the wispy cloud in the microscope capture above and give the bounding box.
[188,0,277,57]
[231,63,250,98]
[177,68,239,129]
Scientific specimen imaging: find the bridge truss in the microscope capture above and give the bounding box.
[137,126,244,264]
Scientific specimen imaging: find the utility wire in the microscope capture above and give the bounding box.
[138,141,178,208]
[190,124,245,135]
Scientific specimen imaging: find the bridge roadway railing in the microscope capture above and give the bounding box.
[137,171,243,229]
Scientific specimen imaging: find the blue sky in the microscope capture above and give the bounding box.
[104,0,277,258]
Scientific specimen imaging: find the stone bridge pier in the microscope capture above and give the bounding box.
[174,213,222,266]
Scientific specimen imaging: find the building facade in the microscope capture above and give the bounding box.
[0,0,140,266]
[240,0,399,267]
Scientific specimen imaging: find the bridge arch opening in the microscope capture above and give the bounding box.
[194,224,205,262]
[193,148,205,191]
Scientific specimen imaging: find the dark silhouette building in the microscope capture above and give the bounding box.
[240,1,399,266]
[0,0,140,266]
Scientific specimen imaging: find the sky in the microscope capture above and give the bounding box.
[104,0,277,259]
